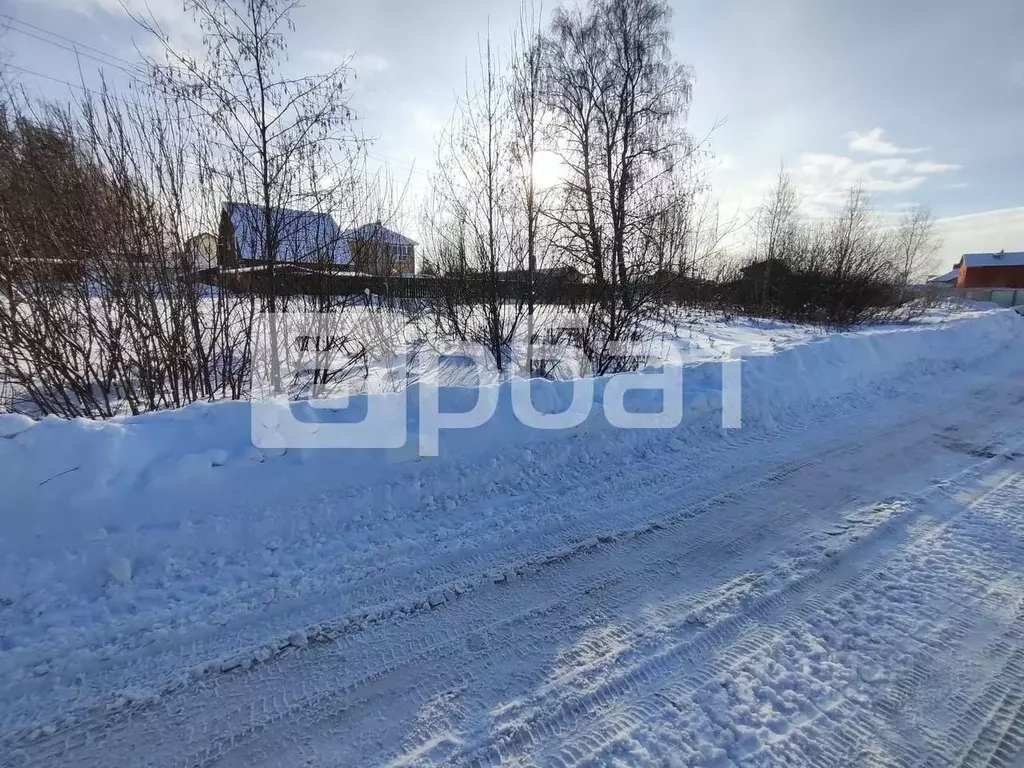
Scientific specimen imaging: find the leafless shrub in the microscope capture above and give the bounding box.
[718,168,940,328]
[421,36,527,374]
[0,91,254,417]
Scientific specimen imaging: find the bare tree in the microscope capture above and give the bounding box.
[543,4,607,287]
[425,35,525,373]
[542,0,696,373]
[756,166,801,264]
[510,3,549,375]
[892,204,941,285]
[737,166,804,312]
[595,0,692,287]
[826,186,891,281]
[139,0,361,392]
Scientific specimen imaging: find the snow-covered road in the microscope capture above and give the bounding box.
[4,318,1024,766]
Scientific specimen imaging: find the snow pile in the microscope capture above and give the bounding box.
[1,309,1017,506]
[0,307,1021,737]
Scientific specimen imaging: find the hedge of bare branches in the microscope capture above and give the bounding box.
[0,0,400,417]
[0,94,260,418]
[723,172,941,327]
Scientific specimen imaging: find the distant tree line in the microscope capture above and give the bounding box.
[721,170,940,326]
[418,0,938,373]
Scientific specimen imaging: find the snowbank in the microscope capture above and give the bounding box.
[0,307,1021,738]
[0,308,1018,511]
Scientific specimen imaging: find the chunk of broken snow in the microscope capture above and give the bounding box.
[107,557,133,585]
[0,414,34,439]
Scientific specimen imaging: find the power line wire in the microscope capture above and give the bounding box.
[0,13,456,190]
[1,22,149,83]
[8,63,436,187]
[0,13,146,74]
[3,61,168,116]
[0,14,442,185]
[2,33,443,192]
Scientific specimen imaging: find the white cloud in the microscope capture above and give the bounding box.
[305,49,350,69]
[930,207,1024,274]
[352,52,389,74]
[799,153,853,176]
[783,131,962,218]
[410,105,443,136]
[912,161,962,174]
[793,152,929,217]
[864,158,910,175]
[305,50,389,75]
[861,176,928,193]
[844,128,926,156]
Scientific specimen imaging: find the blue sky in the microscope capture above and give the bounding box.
[4,0,1022,272]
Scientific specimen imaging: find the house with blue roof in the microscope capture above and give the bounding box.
[217,203,416,276]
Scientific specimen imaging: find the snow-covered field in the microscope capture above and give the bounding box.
[2,305,1024,766]
[0,296,831,415]
[299,302,976,393]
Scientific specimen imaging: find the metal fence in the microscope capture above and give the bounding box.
[925,287,1024,313]
[958,288,1024,310]
[209,268,725,308]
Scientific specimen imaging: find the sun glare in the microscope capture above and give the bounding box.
[531,150,567,190]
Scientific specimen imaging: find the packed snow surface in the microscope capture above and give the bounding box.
[2,306,1024,767]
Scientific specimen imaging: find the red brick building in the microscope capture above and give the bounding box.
[957,251,1024,289]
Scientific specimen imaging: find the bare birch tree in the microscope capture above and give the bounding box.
[892,204,941,285]
[756,167,801,264]
[426,35,525,373]
[542,0,695,373]
[510,3,550,375]
[139,0,361,392]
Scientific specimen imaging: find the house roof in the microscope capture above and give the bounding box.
[927,269,959,284]
[740,257,792,275]
[961,251,1024,268]
[223,203,352,265]
[341,222,418,247]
